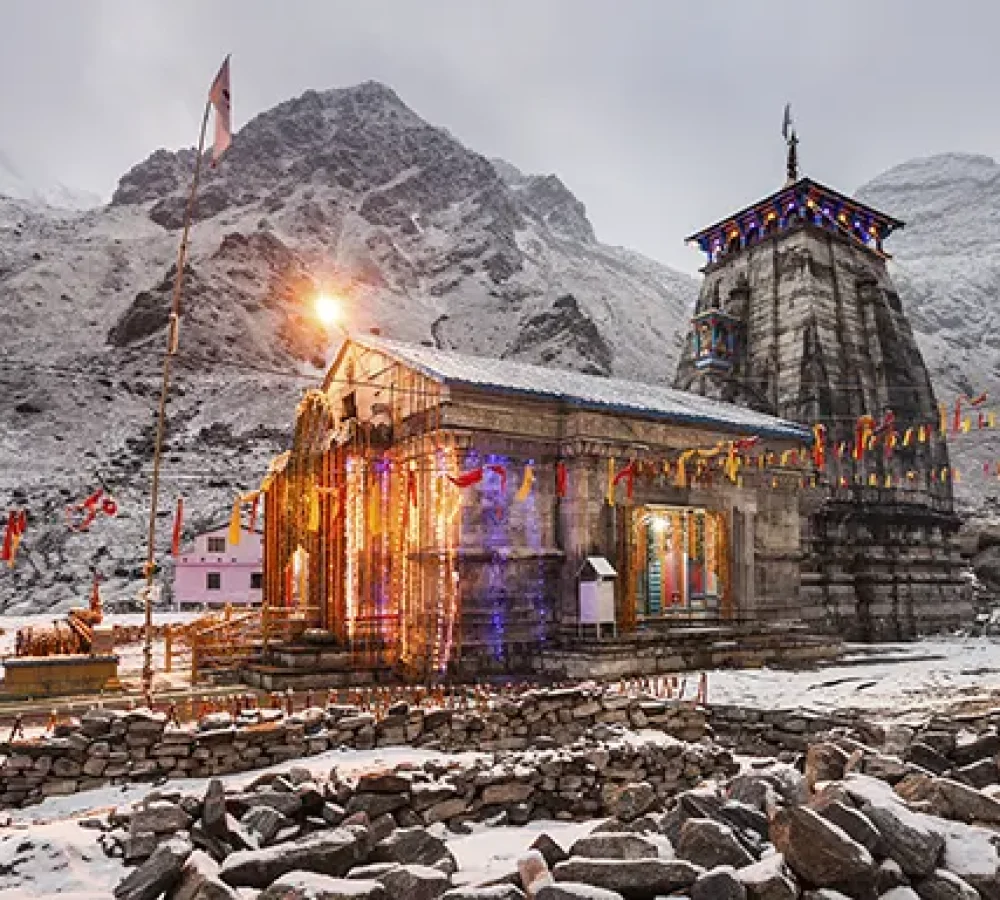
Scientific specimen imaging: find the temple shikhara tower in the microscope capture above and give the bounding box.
[674,110,972,639]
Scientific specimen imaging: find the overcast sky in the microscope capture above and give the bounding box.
[1,0,997,272]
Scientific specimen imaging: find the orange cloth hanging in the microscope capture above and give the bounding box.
[515,464,535,502]
[607,457,616,505]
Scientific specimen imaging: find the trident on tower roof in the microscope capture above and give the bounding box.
[782,102,799,185]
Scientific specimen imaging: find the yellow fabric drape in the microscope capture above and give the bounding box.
[515,464,535,502]
[308,489,320,532]
[228,497,243,546]
[369,481,382,535]
[675,450,697,488]
[607,457,616,506]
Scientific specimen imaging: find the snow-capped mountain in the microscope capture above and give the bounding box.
[855,153,1000,511]
[0,148,101,211]
[0,81,696,612]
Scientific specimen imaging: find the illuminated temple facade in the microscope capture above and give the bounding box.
[674,159,972,638]
[259,335,813,681]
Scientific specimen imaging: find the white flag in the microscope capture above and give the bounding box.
[209,55,232,164]
[781,103,793,141]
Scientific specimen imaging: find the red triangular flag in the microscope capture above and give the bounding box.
[171,497,184,557]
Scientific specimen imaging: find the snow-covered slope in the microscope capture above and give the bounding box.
[0,148,101,210]
[855,153,1000,510]
[0,81,696,612]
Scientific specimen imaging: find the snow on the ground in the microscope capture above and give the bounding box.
[448,819,597,886]
[706,637,1000,715]
[0,820,121,900]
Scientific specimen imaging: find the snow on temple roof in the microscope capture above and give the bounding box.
[351,335,811,441]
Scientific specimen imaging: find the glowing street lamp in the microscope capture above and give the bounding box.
[314,293,343,329]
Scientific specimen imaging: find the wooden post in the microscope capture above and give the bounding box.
[164,626,172,674]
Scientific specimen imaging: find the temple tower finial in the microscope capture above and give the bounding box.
[782,103,798,185]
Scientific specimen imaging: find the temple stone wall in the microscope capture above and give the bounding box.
[675,220,973,639]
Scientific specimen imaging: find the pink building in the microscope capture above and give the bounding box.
[172,524,263,609]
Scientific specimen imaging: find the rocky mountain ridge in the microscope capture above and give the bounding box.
[0,81,696,612]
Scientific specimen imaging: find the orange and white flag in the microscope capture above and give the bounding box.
[209,55,232,164]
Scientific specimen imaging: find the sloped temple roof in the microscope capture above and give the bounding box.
[348,335,811,442]
[685,176,905,247]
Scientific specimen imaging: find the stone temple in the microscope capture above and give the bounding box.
[673,128,972,639]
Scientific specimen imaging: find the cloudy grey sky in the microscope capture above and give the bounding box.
[1,0,997,272]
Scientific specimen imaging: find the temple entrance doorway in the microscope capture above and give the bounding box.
[625,506,730,622]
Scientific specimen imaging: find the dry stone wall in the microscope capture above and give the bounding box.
[0,685,707,808]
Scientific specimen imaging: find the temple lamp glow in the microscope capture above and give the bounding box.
[314,293,343,329]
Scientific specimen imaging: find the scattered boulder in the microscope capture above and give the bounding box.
[915,869,980,900]
[735,855,798,900]
[114,837,193,900]
[553,857,701,900]
[677,818,754,869]
[535,884,624,900]
[370,827,454,869]
[690,866,746,900]
[379,863,451,900]
[769,806,875,887]
[220,827,368,888]
[567,834,661,861]
[861,801,944,877]
[607,783,657,823]
[257,871,386,899]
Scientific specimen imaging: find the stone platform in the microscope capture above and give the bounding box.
[538,620,842,680]
[1,655,121,699]
[238,620,841,690]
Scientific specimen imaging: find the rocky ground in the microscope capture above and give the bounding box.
[5,677,1000,898]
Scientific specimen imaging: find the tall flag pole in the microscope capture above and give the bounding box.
[782,102,799,185]
[141,55,232,706]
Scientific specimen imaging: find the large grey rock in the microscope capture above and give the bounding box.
[379,864,450,900]
[953,759,999,790]
[346,792,410,818]
[935,779,1000,824]
[442,884,525,900]
[862,801,944,877]
[813,800,883,856]
[535,884,624,900]
[258,871,386,899]
[567,834,661,861]
[608,783,657,823]
[129,800,192,835]
[770,806,874,887]
[553,857,701,900]
[370,827,454,869]
[530,834,569,869]
[242,804,289,846]
[442,887,526,900]
[114,837,192,900]
[202,779,227,838]
[690,866,746,900]
[220,826,368,888]
[677,818,754,869]
[805,743,849,792]
[170,850,240,900]
[876,859,909,895]
[736,855,798,900]
[915,869,980,900]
